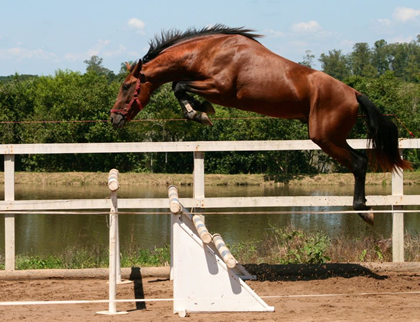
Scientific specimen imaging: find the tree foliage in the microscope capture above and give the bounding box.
[318,35,420,82]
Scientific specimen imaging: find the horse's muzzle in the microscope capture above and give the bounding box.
[110,113,126,129]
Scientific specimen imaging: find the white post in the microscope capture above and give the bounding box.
[97,169,127,315]
[116,217,121,283]
[169,185,181,281]
[4,155,15,271]
[115,214,132,285]
[392,151,404,262]
[193,151,205,233]
[193,151,205,200]
[108,205,118,314]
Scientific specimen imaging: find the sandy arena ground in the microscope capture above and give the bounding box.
[1,264,420,322]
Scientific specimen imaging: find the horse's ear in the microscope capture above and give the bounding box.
[125,62,131,71]
[133,60,143,78]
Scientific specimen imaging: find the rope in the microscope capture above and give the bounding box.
[359,114,415,137]
[0,117,273,125]
[0,209,419,215]
[1,114,414,137]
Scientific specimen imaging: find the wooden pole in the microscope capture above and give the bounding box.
[4,154,15,271]
[392,151,405,262]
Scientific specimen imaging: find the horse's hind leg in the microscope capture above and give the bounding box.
[172,82,214,125]
[310,133,374,225]
[349,148,374,225]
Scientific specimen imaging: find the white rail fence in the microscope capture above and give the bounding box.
[1,139,420,270]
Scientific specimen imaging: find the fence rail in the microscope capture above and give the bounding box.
[2,139,420,270]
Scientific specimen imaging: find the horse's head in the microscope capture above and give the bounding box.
[110,61,146,128]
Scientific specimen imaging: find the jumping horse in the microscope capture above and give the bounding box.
[110,25,411,225]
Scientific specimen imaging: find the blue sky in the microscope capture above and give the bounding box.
[1,1,419,76]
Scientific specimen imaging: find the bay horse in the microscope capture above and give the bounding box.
[110,25,411,225]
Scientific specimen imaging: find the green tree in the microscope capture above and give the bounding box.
[84,55,116,81]
[387,39,420,82]
[372,39,390,75]
[318,49,350,80]
[350,42,377,78]
[299,50,315,68]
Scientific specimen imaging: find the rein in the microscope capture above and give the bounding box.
[110,77,143,121]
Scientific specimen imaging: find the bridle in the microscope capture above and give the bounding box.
[110,77,143,122]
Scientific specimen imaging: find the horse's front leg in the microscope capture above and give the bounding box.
[172,81,215,125]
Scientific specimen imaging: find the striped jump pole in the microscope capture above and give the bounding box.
[168,185,212,244]
[212,234,237,269]
[168,185,236,266]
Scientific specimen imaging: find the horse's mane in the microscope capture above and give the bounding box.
[142,24,262,63]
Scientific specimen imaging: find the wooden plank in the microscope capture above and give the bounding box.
[1,195,420,212]
[1,139,419,155]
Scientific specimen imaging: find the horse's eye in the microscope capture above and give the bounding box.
[122,84,130,91]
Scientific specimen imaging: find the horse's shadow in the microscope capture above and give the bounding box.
[243,263,387,281]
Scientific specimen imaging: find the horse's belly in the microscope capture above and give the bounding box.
[232,99,309,121]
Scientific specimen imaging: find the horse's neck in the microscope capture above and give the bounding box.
[143,49,199,86]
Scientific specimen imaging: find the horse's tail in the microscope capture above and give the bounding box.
[356,93,412,172]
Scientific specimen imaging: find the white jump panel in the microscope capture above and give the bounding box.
[172,211,274,315]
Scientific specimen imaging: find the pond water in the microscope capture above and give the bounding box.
[0,184,419,256]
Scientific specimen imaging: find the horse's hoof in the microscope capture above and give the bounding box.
[201,101,215,115]
[358,210,374,226]
[196,112,213,126]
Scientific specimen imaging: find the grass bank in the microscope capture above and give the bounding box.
[1,227,419,270]
[1,171,420,186]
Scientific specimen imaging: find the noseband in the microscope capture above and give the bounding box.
[110,77,143,121]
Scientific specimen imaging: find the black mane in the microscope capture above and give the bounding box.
[142,24,262,63]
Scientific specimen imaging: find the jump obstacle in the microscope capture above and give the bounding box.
[98,172,273,316]
[168,185,274,316]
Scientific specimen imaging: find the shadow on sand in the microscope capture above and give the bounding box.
[243,263,387,281]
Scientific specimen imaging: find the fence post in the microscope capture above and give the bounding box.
[4,154,15,271]
[97,169,128,316]
[193,151,205,200]
[392,150,404,262]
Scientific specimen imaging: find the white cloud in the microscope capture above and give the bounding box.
[127,18,146,35]
[339,39,355,51]
[64,39,127,62]
[370,18,393,35]
[267,29,286,38]
[376,18,392,26]
[288,40,308,48]
[291,20,322,33]
[102,44,127,58]
[63,52,80,61]
[392,35,414,43]
[87,39,110,57]
[394,7,420,22]
[0,47,56,60]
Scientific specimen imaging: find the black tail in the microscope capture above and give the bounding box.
[356,94,411,172]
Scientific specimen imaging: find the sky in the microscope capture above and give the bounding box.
[1,0,419,76]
